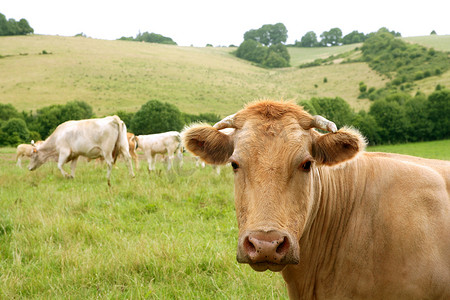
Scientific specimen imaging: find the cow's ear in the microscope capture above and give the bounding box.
[311,127,366,166]
[182,124,234,165]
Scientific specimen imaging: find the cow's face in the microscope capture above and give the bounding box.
[182,101,365,272]
[28,147,44,171]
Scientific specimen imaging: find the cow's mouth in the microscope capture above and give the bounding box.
[249,262,287,272]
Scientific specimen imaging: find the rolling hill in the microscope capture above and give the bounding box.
[1,34,449,117]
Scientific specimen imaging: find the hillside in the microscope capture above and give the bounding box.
[1,35,449,117]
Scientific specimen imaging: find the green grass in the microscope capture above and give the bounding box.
[0,149,287,298]
[1,140,448,298]
[0,35,387,115]
[367,139,450,160]
[403,35,450,52]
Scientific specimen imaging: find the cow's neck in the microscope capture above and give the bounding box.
[284,156,368,298]
[39,137,59,162]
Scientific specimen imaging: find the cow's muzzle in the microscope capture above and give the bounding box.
[237,230,299,272]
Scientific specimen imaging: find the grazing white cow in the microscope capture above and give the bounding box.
[137,131,183,171]
[16,140,43,168]
[28,116,135,185]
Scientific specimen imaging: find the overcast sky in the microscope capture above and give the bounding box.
[2,0,449,46]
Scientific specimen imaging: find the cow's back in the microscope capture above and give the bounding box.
[53,117,120,158]
[367,152,450,195]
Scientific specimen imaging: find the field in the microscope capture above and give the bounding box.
[1,140,448,298]
[0,35,387,116]
[0,150,288,299]
[1,34,450,298]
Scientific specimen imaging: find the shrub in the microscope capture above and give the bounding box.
[0,118,30,146]
[131,100,183,135]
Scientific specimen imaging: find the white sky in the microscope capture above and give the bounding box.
[2,0,449,46]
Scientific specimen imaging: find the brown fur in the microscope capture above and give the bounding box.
[182,100,450,299]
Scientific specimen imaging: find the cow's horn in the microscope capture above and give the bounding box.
[213,113,236,130]
[311,115,337,133]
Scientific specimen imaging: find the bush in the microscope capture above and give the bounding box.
[369,99,408,143]
[131,100,183,135]
[427,89,450,139]
[0,118,30,146]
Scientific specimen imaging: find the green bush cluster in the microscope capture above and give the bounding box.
[299,88,450,145]
[118,31,177,45]
[0,13,33,36]
[0,100,222,146]
[235,40,290,68]
[235,23,290,68]
[361,31,450,84]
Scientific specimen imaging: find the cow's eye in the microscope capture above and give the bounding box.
[300,160,312,172]
[231,161,239,172]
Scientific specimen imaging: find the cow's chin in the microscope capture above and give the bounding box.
[249,263,287,272]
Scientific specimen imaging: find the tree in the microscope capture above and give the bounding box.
[320,28,343,46]
[369,99,408,143]
[60,101,94,121]
[0,118,30,146]
[0,103,21,121]
[404,94,432,142]
[243,23,288,46]
[342,30,366,45]
[0,13,33,36]
[351,111,381,145]
[298,31,318,47]
[135,32,177,45]
[309,97,354,128]
[131,100,183,135]
[235,39,268,63]
[427,89,450,139]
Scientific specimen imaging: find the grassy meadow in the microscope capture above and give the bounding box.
[1,35,386,116]
[0,150,288,299]
[1,34,450,298]
[1,139,448,298]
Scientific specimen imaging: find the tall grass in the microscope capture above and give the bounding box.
[0,149,287,298]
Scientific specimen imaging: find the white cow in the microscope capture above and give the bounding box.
[137,131,183,171]
[28,115,135,185]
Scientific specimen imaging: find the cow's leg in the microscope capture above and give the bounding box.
[131,151,139,169]
[57,151,71,178]
[167,153,174,171]
[70,157,78,178]
[176,149,183,168]
[147,154,156,172]
[16,154,22,168]
[103,153,114,186]
[120,148,135,178]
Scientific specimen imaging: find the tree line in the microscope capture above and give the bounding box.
[117,31,177,45]
[0,13,33,36]
[0,100,220,146]
[1,86,448,147]
[299,87,449,145]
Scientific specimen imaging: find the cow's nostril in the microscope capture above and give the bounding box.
[244,236,257,254]
[276,237,290,255]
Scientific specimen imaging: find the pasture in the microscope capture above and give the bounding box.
[1,140,448,298]
[0,148,287,299]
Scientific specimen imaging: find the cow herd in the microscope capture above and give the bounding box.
[16,115,189,186]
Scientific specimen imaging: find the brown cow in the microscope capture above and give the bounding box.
[127,132,139,168]
[182,100,450,299]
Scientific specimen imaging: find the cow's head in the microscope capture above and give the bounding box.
[28,145,44,171]
[182,100,366,272]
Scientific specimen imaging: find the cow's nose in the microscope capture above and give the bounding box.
[240,231,291,264]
